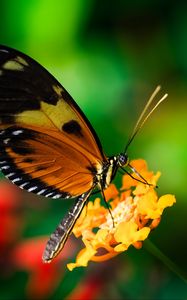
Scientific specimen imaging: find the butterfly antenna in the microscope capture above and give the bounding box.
[124,86,168,153]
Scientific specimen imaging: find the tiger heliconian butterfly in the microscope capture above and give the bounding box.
[0,45,167,262]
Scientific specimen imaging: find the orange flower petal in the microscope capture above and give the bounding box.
[158,194,176,209]
[104,184,119,201]
[137,192,176,219]
[130,159,148,171]
[114,221,150,252]
[67,240,97,271]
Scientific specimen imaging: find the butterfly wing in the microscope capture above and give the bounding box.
[0,45,106,198]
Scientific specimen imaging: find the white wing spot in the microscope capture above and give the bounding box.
[1,165,10,170]
[4,138,10,144]
[12,177,22,183]
[28,186,38,192]
[12,130,23,135]
[0,49,9,53]
[6,172,16,178]
[45,192,54,197]
[0,160,7,164]
[20,182,29,188]
[37,189,47,195]
[52,194,62,199]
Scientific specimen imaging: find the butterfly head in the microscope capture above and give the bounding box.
[116,153,129,168]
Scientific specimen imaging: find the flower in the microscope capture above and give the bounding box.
[67,159,176,271]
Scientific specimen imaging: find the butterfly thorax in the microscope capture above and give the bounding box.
[96,153,129,190]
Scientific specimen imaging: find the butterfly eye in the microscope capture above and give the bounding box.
[118,153,129,167]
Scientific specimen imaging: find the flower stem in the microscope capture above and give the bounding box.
[144,239,187,284]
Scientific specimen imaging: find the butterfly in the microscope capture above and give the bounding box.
[0,45,167,263]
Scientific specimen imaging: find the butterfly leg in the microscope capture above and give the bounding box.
[42,190,92,263]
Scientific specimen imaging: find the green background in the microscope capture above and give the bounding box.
[0,0,187,299]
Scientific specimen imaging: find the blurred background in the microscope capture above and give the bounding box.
[0,0,187,299]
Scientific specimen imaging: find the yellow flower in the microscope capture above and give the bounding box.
[67,159,176,271]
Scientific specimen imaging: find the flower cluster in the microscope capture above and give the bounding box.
[67,159,176,271]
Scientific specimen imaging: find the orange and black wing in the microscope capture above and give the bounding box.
[0,45,106,199]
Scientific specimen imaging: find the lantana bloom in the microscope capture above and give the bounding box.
[67,159,176,271]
